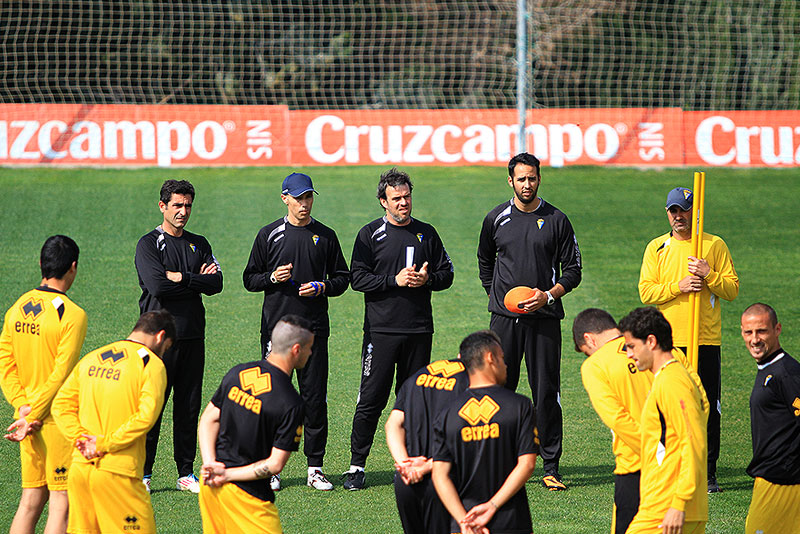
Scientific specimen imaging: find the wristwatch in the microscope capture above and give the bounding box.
[269,272,278,284]
[545,290,555,306]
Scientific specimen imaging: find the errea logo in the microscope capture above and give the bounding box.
[458,396,499,426]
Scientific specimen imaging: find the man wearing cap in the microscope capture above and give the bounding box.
[243,172,350,491]
[638,186,738,493]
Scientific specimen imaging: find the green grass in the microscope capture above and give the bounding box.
[0,165,797,533]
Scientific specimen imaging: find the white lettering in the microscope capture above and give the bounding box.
[462,125,494,163]
[584,123,619,161]
[0,121,6,158]
[246,120,273,160]
[306,115,344,163]
[192,121,227,160]
[69,121,102,159]
[695,116,735,165]
[403,125,434,163]
[735,126,760,164]
[430,124,461,163]
[759,126,794,165]
[104,121,156,160]
[344,125,369,163]
[548,124,582,167]
[39,120,68,159]
[156,121,191,166]
[368,125,402,163]
[10,121,40,159]
[638,122,665,161]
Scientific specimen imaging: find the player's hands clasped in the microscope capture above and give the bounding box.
[395,262,429,288]
[4,405,40,442]
[202,461,229,487]
[395,456,431,485]
[460,502,494,534]
[76,434,103,460]
[298,281,325,297]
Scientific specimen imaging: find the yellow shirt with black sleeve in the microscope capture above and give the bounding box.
[581,337,653,475]
[0,286,87,421]
[637,359,709,523]
[638,232,738,346]
[51,340,167,479]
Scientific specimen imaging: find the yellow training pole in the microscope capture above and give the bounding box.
[687,171,705,371]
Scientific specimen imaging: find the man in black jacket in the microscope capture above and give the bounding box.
[243,172,349,491]
[344,167,454,490]
[477,152,581,491]
[136,179,223,494]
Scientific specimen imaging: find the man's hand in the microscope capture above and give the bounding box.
[5,417,34,442]
[395,456,431,485]
[166,271,183,283]
[298,281,325,297]
[461,501,497,532]
[272,263,293,283]
[202,461,229,487]
[687,256,710,279]
[76,434,102,460]
[518,288,547,313]
[659,507,685,534]
[396,262,429,288]
[200,262,218,275]
[678,275,703,293]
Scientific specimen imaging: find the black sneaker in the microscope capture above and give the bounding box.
[342,470,365,491]
[707,475,722,494]
[542,471,567,491]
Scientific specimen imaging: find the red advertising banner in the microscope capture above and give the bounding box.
[0,104,290,166]
[684,110,800,167]
[1,104,798,167]
[289,108,684,167]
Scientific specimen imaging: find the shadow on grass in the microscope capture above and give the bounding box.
[282,469,397,490]
[534,464,615,488]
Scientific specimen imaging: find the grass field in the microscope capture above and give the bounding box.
[0,165,797,533]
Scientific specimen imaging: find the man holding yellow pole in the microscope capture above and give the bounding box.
[638,185,739,494]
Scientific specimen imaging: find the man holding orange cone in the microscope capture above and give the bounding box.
[477,152,582,490]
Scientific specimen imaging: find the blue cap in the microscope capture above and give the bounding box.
[281,173,318,197]
[666,187,692,210]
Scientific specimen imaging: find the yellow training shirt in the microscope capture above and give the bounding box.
[638,232,738,346]
[581,337,652,474]
[0,287,87,421]
[638,359,709,522]
[52,340,166,479]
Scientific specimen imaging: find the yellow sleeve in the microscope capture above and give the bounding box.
[0,313,29,411]
[638,239,681,305]
[672,350,709,416]
[51,365,87,442]
[27,309,88,421]
[703,238,738,302]
[97,361,167,455]
[581,359,641,454]
[660,371,707,512]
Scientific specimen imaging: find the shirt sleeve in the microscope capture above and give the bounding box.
[431,411,453,462]
[425,226,454,292]
[555,216,582,293]
[516,397,540,456]
[96,359,167,455]
[181,237,223,296]
[27,308,88,421]
[272,402,304,452]
[476,214,497,295]
[581,359,641,454]
[350,227,396,293]
[703,238,738,302]
[638,239,681,305]
[323,231,351,297]
[659,372,707,512]
[0,311,28,411]
[135,234,196,299]
[51,365,87,442]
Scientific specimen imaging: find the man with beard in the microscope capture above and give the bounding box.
[344,167,454,490]
[477,152,581,490]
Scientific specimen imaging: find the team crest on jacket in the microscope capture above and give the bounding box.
[537,218,544,229]
[416,233,423,243]
[764,374,773,387]
[458,396,500,425]
[312,235,320,246]
[21,298,44,319]
[189,243,196,253]
[793,398,800,416]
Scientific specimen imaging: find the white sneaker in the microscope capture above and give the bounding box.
[270,474,281,491]
[143,476,151,493]
[177,474,201,493]
[307,470,334,491]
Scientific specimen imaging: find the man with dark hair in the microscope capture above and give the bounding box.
[135,179,223,493]
[51,310,175,534]
[344,167,454,490]
[0,235,88,534]
[619,307,708,534]
[197,314,312,533]
[638,186,738,493]
[478,152,581,490]
[740,303,800,533]
[243,172,349,491]
[432,330,538,534]
[573,308,652,534]
[385,353,469,534]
